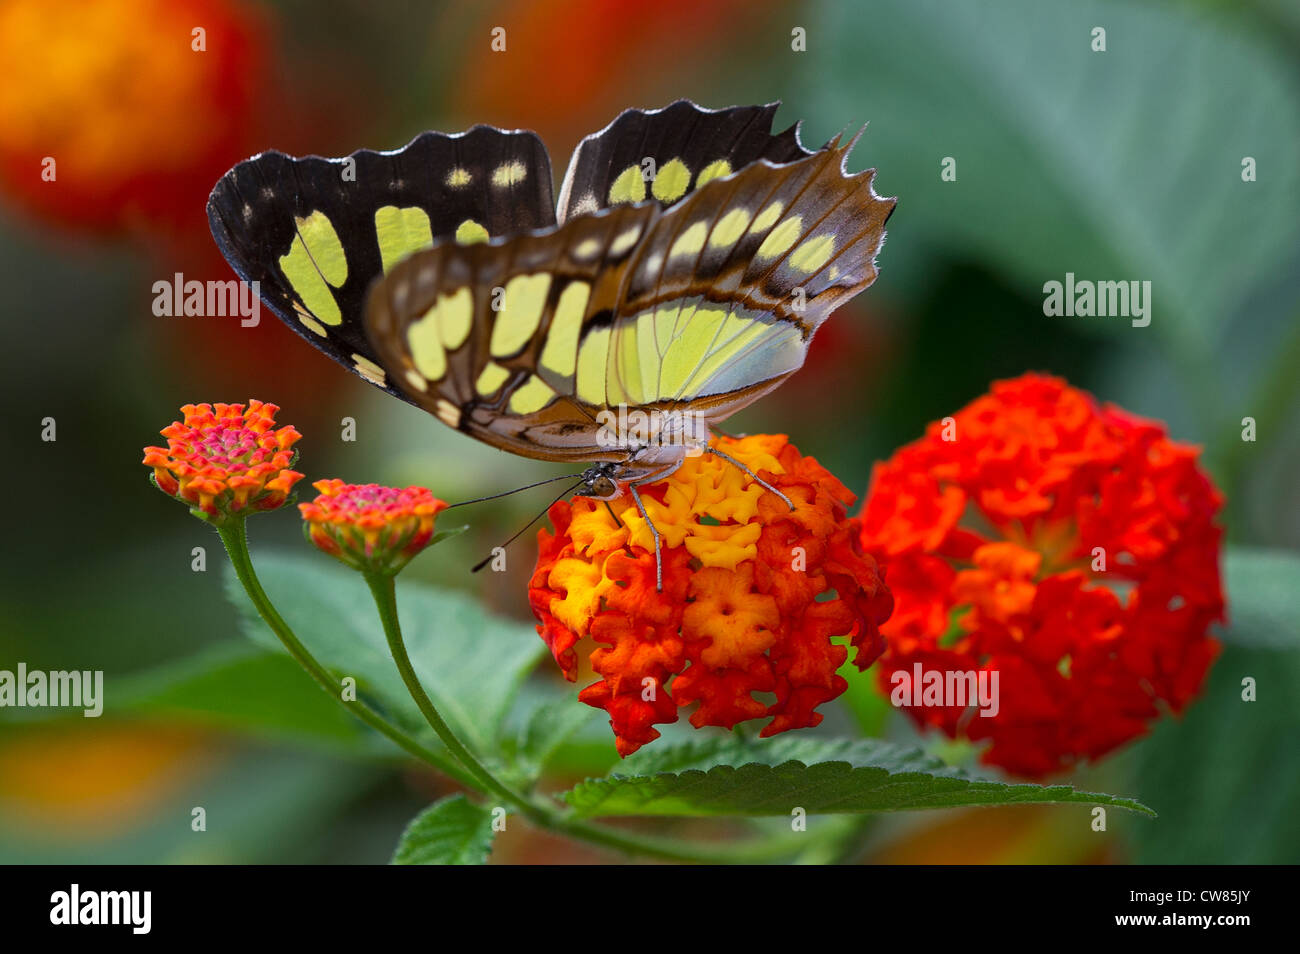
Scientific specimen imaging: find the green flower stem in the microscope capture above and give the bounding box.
[217,518,477,789]
[363,570,826,864]
[555,816,824,864]
[225,520,836,864]
[364,571,552,828]
[219,518,822,863]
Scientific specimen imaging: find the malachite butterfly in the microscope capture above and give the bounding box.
[208,100,895,578]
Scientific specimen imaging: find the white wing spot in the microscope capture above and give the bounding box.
[435,399,461,428]
[569,193,599,217]
[352,354,387,386]
[610,226,641,256]
[295,307,327,338]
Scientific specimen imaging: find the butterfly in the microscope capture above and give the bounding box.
[208,100,895,584]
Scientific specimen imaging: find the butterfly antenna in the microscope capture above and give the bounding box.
[446,472,586,509]
[471,479,586,574]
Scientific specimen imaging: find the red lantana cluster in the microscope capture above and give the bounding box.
[858,374,1225,777]
[299,480,448,575]
[143,400,303,524]
[529,435,894,756]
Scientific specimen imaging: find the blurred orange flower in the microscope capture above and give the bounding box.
[143,400,303,524]
[859,374,1225,778]
[299,480,448,576]
[530,435,893,756]
[452,0,776,150]
[0,0,267,233]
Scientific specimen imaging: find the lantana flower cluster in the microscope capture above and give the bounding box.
[299,480,448,575]
[529,434,894,756]
[858,374,1225,777]
[143,400,303,524]
[143,382,1226,777]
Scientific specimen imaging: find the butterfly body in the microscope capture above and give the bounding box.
[207,101,895,498]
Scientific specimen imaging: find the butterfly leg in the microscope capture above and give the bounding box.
[628,482,663,591]
[707,445,795,511]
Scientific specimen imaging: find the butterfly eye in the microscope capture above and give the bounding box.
[580,475,618,499]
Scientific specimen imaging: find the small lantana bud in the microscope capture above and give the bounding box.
[299,480,448,576]
[143,400,304,526]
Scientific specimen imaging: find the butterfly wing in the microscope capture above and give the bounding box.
[364,202,661,463]
[556,100,814,220]
[602,136,896,420]
[206,127,555,401]
[364,140,894,462]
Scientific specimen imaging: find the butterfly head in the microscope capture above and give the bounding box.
[576,462,622,500]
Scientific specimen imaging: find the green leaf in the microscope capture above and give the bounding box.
[564,736,1153,818]
[513,692,599,780]
[391,795,496,865]
[223,548,545,755]
[114,642,365,746]
[1124,643,1300,863]
[1221,547,1300,648]
[803,0,1300,359]
[429,525,469,546]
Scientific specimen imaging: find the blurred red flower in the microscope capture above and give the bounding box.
[858,374,1225,778]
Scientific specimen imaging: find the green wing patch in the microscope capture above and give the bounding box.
[607,140,895,406]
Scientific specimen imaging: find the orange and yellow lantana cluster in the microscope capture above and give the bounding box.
[530,434,894,756]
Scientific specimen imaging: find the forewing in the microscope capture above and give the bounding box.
[206,127,555,401]
[556,100,815,221]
